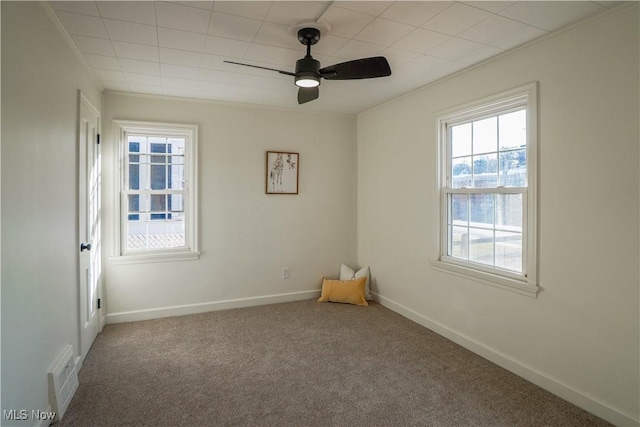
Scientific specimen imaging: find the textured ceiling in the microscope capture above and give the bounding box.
[47,1,621,114]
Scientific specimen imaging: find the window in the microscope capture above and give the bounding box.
[433,83,538,296]
[114,121,198,263]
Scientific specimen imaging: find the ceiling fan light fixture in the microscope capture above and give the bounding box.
[295,74,320,88]
[294,55,321,88]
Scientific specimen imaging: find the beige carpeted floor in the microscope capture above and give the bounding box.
[59,299,610,426]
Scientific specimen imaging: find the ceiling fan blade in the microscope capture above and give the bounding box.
[320,56,391,80]
[223,60,295,76]
[298,87,319,104]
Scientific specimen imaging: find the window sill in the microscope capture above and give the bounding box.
[430,259,539,298]
[111,250,200,265]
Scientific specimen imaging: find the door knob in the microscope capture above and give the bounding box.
[80,243,92,252]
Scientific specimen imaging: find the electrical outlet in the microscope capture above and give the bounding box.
[282,268,290,279]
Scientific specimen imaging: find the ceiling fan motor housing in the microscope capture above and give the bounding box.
[295,56,321,86]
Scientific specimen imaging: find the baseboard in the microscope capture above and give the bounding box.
[99,313,107,332]
[105,289,321,324]
[373,292,639,427]
[75,355,83,372]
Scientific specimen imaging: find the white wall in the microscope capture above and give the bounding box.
[357,5,639,426]
[102,94,357,321]
[1,1,102,423]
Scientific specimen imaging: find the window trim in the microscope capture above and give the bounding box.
[112,120,199,264]
[431,83,538,297]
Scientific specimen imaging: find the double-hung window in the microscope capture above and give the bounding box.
[434,83,538,296]
[114,120,198,263]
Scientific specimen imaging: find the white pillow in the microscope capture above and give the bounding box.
[340,263,371,300]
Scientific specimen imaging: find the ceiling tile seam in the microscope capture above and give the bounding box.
[50,7,100,20]
[95,2,158,28]
[267,11,416,44]
[390,26,496,54]
[210,2,268,21]
[89,4,113,44]
[388,29,444,54]
[153,22,210,36]
[247,17,266,46]
[420,2,495,36]
[261,13,317,28]
[459,1,513,15]
[315,0,335,24]
[438,2,576,37]
[329,3,391,20]
[389,31,504,59]
[245,29,297,56]
[353,3,479,36]
[348,17,417,43]
[160,0,212,13]
[207,33,299,58]
[196,4,216,74]
[450,25,548,50]
[460,2,504,18]
[59,7,220,38]
[149,1,161,89]
[65,31,159,50]
[72,34,119,58]
[489,3,607,33]
[419,2,458,27]
[490,13,564,34]
[158,18,173,91]
[377,2,395,18]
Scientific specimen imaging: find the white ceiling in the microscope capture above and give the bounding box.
[48,1,622,114]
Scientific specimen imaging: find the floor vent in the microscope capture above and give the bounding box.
[48,345,79,421]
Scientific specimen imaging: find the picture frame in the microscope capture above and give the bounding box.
[266,151,299,194]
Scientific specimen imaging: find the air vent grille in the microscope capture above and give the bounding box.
[48,345,79,420]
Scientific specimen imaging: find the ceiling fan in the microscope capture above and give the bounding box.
[224,27,392,105]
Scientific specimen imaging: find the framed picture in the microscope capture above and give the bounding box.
[266,151,299,194]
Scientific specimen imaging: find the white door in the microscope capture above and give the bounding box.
[79,92,101,361]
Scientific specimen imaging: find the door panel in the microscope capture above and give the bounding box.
[79,92,101,361]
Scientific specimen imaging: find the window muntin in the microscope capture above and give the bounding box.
[435,83,537,295]
[114,121,198,262]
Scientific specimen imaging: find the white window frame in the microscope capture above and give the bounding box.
[112,120,199,264]
[431,83,538,297]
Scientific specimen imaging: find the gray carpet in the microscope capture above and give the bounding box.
[59,299,610,426]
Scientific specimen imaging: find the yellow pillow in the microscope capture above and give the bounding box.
[317,277,368,306]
